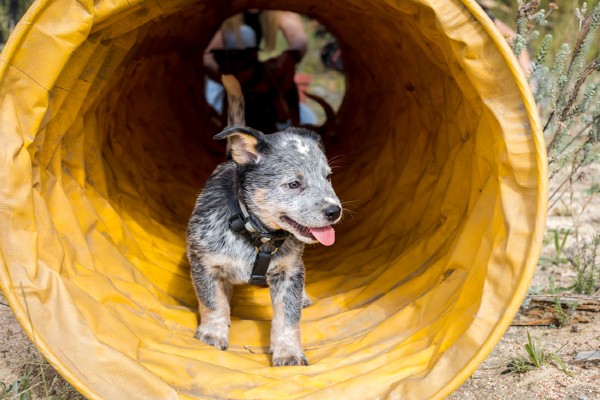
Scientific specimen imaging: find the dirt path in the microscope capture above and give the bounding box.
[449,313,600,400]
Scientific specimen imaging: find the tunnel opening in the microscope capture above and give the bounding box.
[90,1,469,307]
[81,0,482,379]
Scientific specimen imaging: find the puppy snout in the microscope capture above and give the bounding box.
[322,205,342,222]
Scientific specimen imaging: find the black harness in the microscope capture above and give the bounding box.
[228,196,289,286]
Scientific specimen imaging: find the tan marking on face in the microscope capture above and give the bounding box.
[253,188,284,229]
[254,188,267,203]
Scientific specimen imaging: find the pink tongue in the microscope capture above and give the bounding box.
[309,226,336,246]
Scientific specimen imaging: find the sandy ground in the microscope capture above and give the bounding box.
[449,314,600,400]
[1,170,599,399]
[0,298,85,399]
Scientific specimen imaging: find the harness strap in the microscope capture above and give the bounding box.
[228,195,289,286]
[249,235,287,286]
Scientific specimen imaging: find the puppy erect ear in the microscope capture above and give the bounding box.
[213,126,267,164]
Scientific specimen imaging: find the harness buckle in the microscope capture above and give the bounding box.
[254,246,281,255]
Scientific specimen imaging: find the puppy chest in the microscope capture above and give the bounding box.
[204,249,299,284]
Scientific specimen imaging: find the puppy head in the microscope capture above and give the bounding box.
[214,126,342,246]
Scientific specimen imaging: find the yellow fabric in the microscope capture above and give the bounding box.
[0,0,546,399]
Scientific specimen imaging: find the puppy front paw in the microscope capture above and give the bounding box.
[195,329,228,350]
[272,352,309,367]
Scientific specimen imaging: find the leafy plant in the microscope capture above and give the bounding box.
[545,179,600,294]
[0,369,32,400]
[552,297,578,327]
[512,0,600,294]
[565,231,600,294]
[512,2,600,298]
[511,1,600,207]
[506,355,533,374]
[539,228,571,266]
[508,331,574,377]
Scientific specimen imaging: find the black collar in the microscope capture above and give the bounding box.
[228,195,289,286]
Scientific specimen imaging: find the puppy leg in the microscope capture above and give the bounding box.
[269,263,308,366]
[190,256,231,350]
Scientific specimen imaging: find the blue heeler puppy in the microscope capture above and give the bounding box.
[186,75,342,366]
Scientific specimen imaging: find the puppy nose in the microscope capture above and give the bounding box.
[322,205,341,222]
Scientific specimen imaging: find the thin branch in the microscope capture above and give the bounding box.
[564,7,598,82]
[543,110,555,134]
[547,58,600,152]
[560,58,600,121]
[549,113,600,166]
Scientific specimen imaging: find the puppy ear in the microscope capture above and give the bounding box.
[213,126,267,164]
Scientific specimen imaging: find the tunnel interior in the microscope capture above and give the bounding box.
[0,0,545,398]
[81,1,480,310]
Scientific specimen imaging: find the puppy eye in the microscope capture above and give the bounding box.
[288,181,301,189]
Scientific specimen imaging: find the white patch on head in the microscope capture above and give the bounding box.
[291,138,310,155]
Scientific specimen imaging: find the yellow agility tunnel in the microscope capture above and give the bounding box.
[0,0,547,399]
